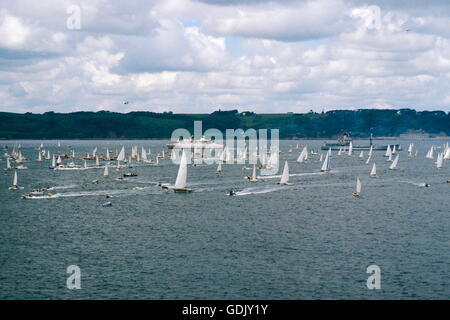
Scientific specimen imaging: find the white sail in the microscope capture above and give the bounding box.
[443,145,450,160]
[359,151,364,159]
[47,150,50,159]
[365,155,371,164]
[38,152,42,161]
[389,154,399,170]
[174,151,188,189]
[436,153,444,168]
[327,148,332,157]
[84,160,87,169]
[426,146,434,159]
[56,155,62,165]
[13,170,18,186]
[297,146,308,163]
[117,146,126,162]
[319,153,323,162]
[103,165,109,177]
[279,161,289,184]
[407,143,413,153]
[251,164,257,180]
[6,157,11,169]
[106,148,110,160]
[348,142,353,156]
[92,147,97,158]
[370,163,377,177]
[392,145,396,154]
[52,155,56,167]
[368,145,373,157]
[216,162,222,173]
[385,144,391,157]
[338,148,342,156]
[320,153,330,171]
[355,177,361,195]
[141,147,147,160]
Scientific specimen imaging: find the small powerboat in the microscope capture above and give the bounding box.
[123,172,137,177]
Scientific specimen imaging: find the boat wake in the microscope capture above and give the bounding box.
[235,186,285,196]
[52,184,78,190]
[23,187,158,199]
[260,171,328,179]
[400,180,428,187]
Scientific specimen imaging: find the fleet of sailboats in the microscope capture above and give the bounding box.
[4,139,449,201]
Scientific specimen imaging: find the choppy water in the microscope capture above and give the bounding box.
[0,139,448,299]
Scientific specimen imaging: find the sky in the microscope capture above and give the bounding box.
[1,0,450,113]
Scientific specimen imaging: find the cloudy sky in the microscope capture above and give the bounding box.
[1,0,450,113]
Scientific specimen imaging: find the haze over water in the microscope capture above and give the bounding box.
[0,139,448,299]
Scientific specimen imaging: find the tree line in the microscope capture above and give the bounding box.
[0,109,448,139]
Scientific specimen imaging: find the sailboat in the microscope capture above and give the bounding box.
[365,154,371,164]
[36,152,43,162]
[8,171,23,190]
[370,163,377,177]
[384,144,391,157]
[444,145,450,160]
[320,153,331,172]
[348,141,353,156]
[436,153,444,169]
[5,157,12,170]
[103,165,109,177]
[358,151,364,161]
[407,143,413,157]
[117,146,125,169]
[297,146,308,163]
[277,161,291,185]
[173,150,192,193]
[50,155,56,169]
[368,145,373,158]
[426,146,434,159]
[95,155,100,168]
[387,151,392,162]
[248,164,259,182]
[216,162,222,175]
[389,154,399,170]
[352,177,361,197]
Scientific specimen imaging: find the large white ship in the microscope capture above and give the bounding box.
[166,137,224,150]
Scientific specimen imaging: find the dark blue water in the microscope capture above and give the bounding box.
[0,140,448,299]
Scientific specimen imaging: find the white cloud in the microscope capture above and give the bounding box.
[0,0,450,113]
[0,11,30,48]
